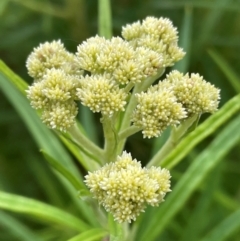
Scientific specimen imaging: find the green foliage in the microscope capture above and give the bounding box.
[1,0,240,240]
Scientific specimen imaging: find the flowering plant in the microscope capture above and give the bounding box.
[0,1,240,241]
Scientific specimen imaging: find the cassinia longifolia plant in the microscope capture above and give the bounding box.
[26,17,220,224]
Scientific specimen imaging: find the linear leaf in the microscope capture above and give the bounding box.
[200,209,240,241]
[0,61,95,225]
[0,191,90,232]
[137,114,240,241]
[0,211,44,241]
[67,228,108,241]
[98,0,112,38]
[161,94,240,169]
[41,150,87,191]
[208,49,240,93]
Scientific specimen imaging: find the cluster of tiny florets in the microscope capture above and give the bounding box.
[132,85,187,138]
[85,151,171,223]
[26,40,80,80]
[122,16,185,67]
[76,74,128,116]
[26,17,220,137]
[76,35,163,85]
[132,70,220,138]
[26,40,80,131]
[165,70,221,114]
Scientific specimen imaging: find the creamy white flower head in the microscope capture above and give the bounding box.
[122,16,185,67]
[76,35,106,73]
[165,70,221,114]
[132,85,187,138]
[41,69,79,101]
[26,68,80,131]
[26,40,78,80]
[85,151,171,223]
[76,74,128,116]
[26,81,48,110]
[41,101,78,132]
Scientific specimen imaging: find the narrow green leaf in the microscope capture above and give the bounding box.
[152,1,240,12]
[200,209,240,241]
[0,61,79,177]
[137,114,240,241]
[0,191,90,232]
[98,0,112,38]
[41,150,87,191]
[161,94,240,169]
[0,211,44,241]
[0,61,96,225]
[67,228,108,241]
[208,49,240,92]
[174,6,192,72]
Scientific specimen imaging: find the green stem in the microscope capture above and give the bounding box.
[147,114,198,167]
[118,69,165,153]
[118,126,142,140]
[102,116,118,162]
[68,124,104,164]
[98,0,112,39]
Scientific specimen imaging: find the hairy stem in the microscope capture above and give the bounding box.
[102,116,118,162]
[68,124,104,164]
[117,69,165,154]
[147,114,198,167]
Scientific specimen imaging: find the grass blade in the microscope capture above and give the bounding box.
[98,0,112,38]
[137,114,240,241]
[67,228,108,241]
[41,150,87,191]
[208,49,240,93]
[0,211,44,241]
[161,94,240,169]
[0,191,90,232]
[200,209,240,241]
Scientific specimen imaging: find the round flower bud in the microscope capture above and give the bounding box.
[41,101,78,132]
[132,86,187,138]
[122,16,185,67]
[26,40,78,80]
[85,151,171,223]
[41,69,79,102]
[77,74,128,117]
[166,70,220,115]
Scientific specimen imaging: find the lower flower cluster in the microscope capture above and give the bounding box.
[85,152,171,223]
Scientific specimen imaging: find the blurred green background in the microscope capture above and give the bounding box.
[0,0,240,240]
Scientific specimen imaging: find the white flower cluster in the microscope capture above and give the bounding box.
[85,151,171,223]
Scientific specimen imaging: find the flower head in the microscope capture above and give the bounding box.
[41,101,78,131]
[122,16,185,67]
[85,151,171,223]
[26,68,79,131]
[26,40,79,80]
[132,84,186,138]
[76,74,128,116]
[165,70,221,114]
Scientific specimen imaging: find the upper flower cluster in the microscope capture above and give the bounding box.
[132,70,220,138]
[85,151,171,223]
[122,16,185,67]
[26,16,219,137]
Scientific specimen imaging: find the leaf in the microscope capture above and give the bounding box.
[67,228,108,241]
[0,60,96,225]
[41,150,87,191]
[174,5,192,72]
[0,211,44,241]
[98,0,112,38]
[161,94,240,169]
[0,191,90,232]
[208,49,240,93]
[137,114,240,241]
[200,209,240,241]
